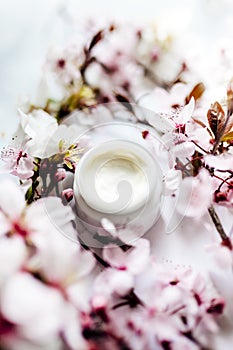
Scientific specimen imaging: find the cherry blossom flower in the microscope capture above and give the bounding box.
[29,228,95,311]
[36,123,86,171]
[92,239,150,303]
[0,179,75,240]
[84,25,145,99]
[2,272,64,331]
[45,43,85,87]
[93,268,134,303]
[37,42,85,105]
[90,258,224,350]
[139,83,191,114]
[0,145,34,180]
[135,27,182,86]
[103,239,150,274]
[145,95,195,133]
[19,109,58,158]
[0,272,66,348]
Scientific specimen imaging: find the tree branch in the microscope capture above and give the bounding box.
[208,205,232,249]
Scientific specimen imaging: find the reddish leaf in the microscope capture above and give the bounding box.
[207,101,225,138]
[227,78,233,117]
[225,78,233,133]
[185,82,205,104]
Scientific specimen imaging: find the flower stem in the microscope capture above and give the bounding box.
[208,205,232,249]
[191,140,209,154]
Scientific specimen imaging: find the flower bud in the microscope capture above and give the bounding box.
[62,188,73,203]
[54,168,66,182]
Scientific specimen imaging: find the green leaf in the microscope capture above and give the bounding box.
[221,131,233,142]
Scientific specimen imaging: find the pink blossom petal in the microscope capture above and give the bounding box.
[0,211,11,236]
[172,141,195,159]
[26,197,75,240]
[1,273,64,335]
[31,227,94,285]
[148,113,174,133]
[19,109,58,158]
[127,239,150,274]
[94,269,134,298]
[176,170,213,218]
[163,169,182,195]
[103,244,126,269]
[205,154,233,171]
[108,269,134,296]
[179,97,195,123]
[140,87,171,113]
[16,156,34,180]
[0,180,25,220]
[62,305,88,350]
[67,278,93,312]
[74,249,95,279]
[0,236,26,284]
[206,244,233,269]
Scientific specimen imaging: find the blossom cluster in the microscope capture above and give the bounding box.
[1,21,233,350]
[0,183,225,350]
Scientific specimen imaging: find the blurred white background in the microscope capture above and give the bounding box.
[0,0,233,147]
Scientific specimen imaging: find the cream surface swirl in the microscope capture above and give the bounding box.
[76,140,157,214]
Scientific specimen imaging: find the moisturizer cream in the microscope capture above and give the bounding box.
[95,156,148,212]
[74,140,162,240]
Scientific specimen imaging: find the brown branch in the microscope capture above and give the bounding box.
[208,205,232,249]
[191,140,209,154]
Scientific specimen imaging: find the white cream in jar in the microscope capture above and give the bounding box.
[74,140,162,243]
[95,156,148,212]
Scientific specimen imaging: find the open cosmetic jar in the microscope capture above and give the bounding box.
[74,140,162,240]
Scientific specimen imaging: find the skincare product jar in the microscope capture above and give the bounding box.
[74,139,162,243]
